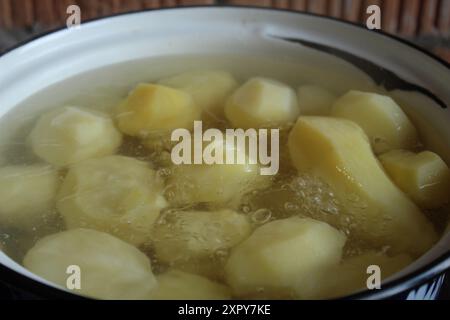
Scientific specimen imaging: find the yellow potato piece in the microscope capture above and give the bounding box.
[151,270,231,300]
[23,228,157,300]
[29,106,123,166]
[159,70,238,120]
[0,165,59,229]
[380,150,450,209]
[225,217,346,298]
[288,116,437,256]
[57,155,167,246]
[297,85,337,116]
[331,91,418,154]
[152,209,252,278]
[225,77,299,129]
[167,135,268,206]
[115,83,201,137]
[299,252,412,299]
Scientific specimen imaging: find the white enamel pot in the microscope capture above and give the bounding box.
[0,6,449,300]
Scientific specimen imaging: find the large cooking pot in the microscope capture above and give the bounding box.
[0,6,449,300]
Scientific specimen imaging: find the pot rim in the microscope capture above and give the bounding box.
[0,5,448,300]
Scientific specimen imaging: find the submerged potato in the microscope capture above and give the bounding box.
[225,217,346,298]
[57,155,167,246]
[225,77,299,129]
[159,70,238,120]
[167,135,269,206]
[152,209,252,277]
[115,84,201,137]
[331,91,418,154]
[23,228,157,300]
[152,270,231,300]
[288,117,437,256]
[29,106,122,166]
[0,165,59,229]
[297,85,337,116]
[380,150,450,209]
[300,252,413,299]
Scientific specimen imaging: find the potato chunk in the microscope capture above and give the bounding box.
[151,270,231,300]
[152,209,251,277]
[297,85,337,116]
[0,165,59,229]
[115,84,201,137]
[57,155,167,246]
[225,77,299,129]
[300,252,412,299]
[23,228,157,300]
[288,117,437,256]
[167,135,268,206]
[331,91,418,154]
[379,150,450,209]
[225,217,346,298]
[159,70,238,119]
[29,106,122,166]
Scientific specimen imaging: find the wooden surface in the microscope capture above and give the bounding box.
[0,0,448,36]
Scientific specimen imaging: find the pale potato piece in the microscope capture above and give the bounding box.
[297,85,337,116]
[299,252,412,299]
[167,135,269,206]
[159,70,238,119]
[152,209,252,277]
[288,116,437,256]
[0,165,59,229]
[225,217,346,298]
[23,228,157,300]
[379,150,450,209]
[151,270,231,300]
[29,106,122,166]
[225,77,299,129]
[57,155,167,246]
[331,91,418,154]
[115,83,201,137]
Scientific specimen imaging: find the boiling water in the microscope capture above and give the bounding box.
[0,53,448,298]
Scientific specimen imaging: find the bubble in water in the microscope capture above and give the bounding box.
[284,202,299,212]
[251,208,272,225]
[240,204,252,214]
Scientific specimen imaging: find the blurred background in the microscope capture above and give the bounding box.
[0,0,449,61]
[0,0,449,300]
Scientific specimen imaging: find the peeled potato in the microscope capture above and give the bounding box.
[300,252,412,299]
[288,116,437,256]
[23,228,157,300]
[152,209,251,278]
[29,106,122,166]
[159,70,238,120]
[379,150,450,209]
[57,155,167,246]
[115,83,201,137]
[331,91,418,154]
[225,217,346,298]
[225,77,299,129]
[167,135,269,206]
[151,270,231,300]
[297,85,337,116]
[0,165,59,229]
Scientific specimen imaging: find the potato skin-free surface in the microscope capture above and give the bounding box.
[288,116,437,256]
[57,155,167,246]
[0,164,59,229]
[225,217,346,298]
[23,228,157,300]
[29,106,122,166]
